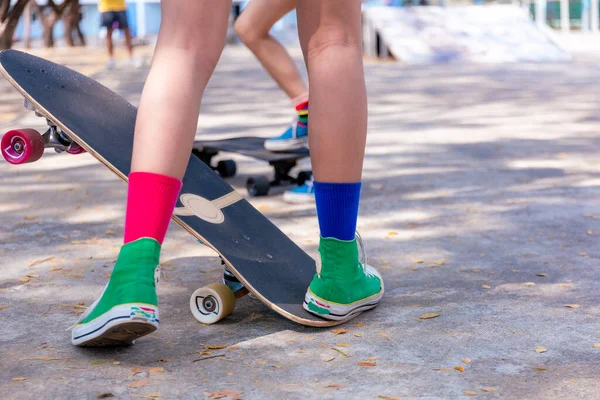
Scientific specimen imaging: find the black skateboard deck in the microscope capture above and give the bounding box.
[0,49,351,327]
[193,137,312,197]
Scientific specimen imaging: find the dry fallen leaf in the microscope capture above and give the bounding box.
[593,344,600,349]
[419,312,440,320]
[482,285,491,289]
[454,366,465,372]
[131,368,143,374]
[19,277,30,283]
[387,231,398,236]
[464,391,477,396]
[325,384,345,389]
[203,390,244,399]
[536,273,548,277]
[412,258,424,264]
[354,334,363,338]
[331,329,349,335]
[12,377,26,381]
[587,230,593,235]
[379,333,392,341]
[322,356,336,362]
[97,394,114,399]
[524,282,535,287]
[358,361,376,367]
[331,348,350,357]
[378,396,402,400]
[564,304,581,309]
[368,356,380,361]
[205,344,228,350]
[533,367,548,371]
[49,267,62,272]
[353,323,365,327]
[336,343,350,347]
[535,346,548,353]
[149,367,164,373]
[318,344,329,349]
[461,358,471,364]
[128,380,149,388]
[480,387,497,393]
[432,368,454,372]
[20,356,60,361]
[429,260,446,267]
[257,361,267,365]
[0,306,7,311]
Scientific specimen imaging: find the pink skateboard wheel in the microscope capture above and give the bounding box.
[1,129,45,165]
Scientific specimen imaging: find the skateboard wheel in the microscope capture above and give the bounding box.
[66,142,86,155]
[189,282,236,324]
[296,170,313,185]
[217,160,236,178]
[246,176,270,197]
[1,129,45,165]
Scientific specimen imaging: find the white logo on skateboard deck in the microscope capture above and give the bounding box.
[173,192,243,224]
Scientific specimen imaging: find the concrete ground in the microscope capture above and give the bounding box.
[2,39,600,399]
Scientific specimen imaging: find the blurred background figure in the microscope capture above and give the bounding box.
[98,0,136,69]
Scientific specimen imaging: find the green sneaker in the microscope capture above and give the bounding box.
[304,235,384,320]
[71,238,161,347]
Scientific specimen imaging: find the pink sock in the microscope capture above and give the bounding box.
[124,172,183,245]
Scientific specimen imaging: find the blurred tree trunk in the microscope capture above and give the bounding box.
[31,0,73,48]
[0,0,30,50]
[63,0,84,47]
[23,1,32,48]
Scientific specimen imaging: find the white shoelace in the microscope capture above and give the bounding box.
[355,232,377,278]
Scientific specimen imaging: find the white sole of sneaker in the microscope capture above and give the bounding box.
[264,137,308,152]
[303,265,385,321]
[71,304,159,347]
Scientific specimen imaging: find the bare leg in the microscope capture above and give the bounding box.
[131,0,232,177]
[123,27,134,59]
[296,1,382,321]
[296,0,367,182]
[71,0,233,348]
[105,27,114,59]
[234,0,307,99]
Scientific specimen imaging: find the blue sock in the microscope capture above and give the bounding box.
[314,181,362,241]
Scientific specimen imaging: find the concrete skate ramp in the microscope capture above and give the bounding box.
[363,5,570,64]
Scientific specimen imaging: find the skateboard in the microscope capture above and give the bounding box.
[193,137,312,197]
[0,49,355,327]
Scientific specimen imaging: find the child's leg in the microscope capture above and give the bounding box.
[297,0,383,320]
[234,0,310,152]
[234,0,307,99]
[72,0,232,347]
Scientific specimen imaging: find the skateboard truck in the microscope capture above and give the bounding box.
[24,100,79,154]
[0,102,87,165]
[246,159,312,197]
[42,123,73,153]
[192,137,312,197]
[192,148,237,178]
